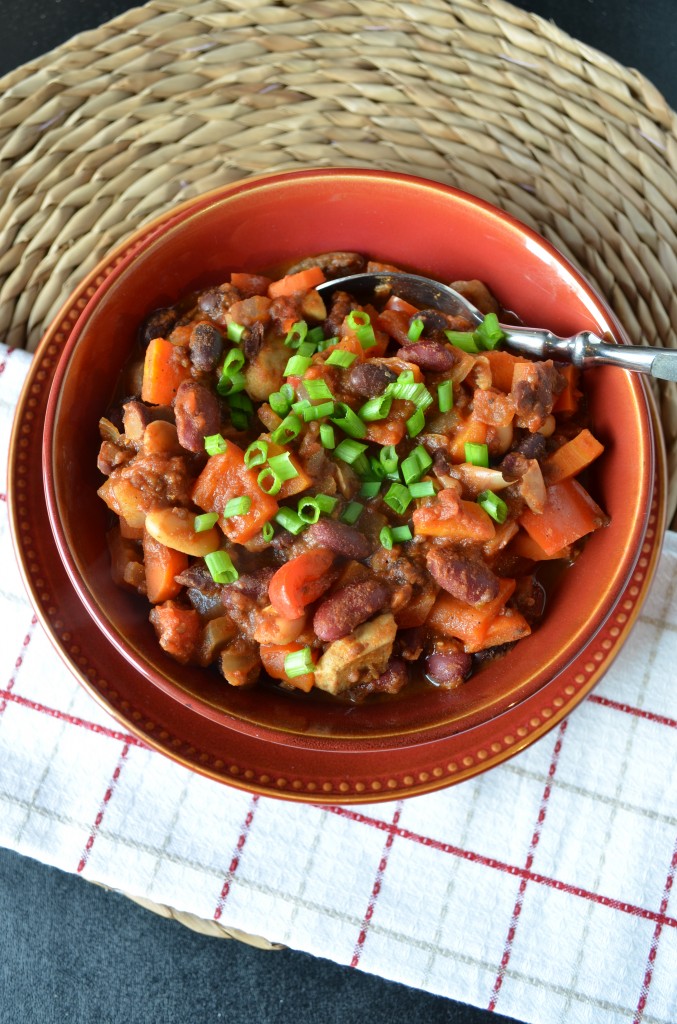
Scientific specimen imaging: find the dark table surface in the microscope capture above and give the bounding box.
[1,2,674,1023]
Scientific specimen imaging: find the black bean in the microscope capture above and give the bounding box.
[189,322,223,372]
[141,307,177,346]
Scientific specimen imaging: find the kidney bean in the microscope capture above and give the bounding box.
[425,549,500,607]
[313,578,389,641]
[189,322,223,372]
[173,380,221,452]
[347,361,397,398]
[374,658,409,694]
[425,651,472,686]
[304,519,373,560]
[396,340,456,372]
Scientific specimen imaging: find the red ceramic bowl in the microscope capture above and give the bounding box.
[41,168,656,774]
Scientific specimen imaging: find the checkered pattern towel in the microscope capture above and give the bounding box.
[1,344,676,1024]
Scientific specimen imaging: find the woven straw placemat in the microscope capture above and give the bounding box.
[2,0,677,937]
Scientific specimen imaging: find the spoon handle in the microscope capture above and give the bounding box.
[503,327,677,382]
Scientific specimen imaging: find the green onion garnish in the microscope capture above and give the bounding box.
[222,347,245,375]
[284,321,308,348]
[244,439,269,469]
[284,354,312,377]
[262,521,274,542]
[269,390,292,417]
[406,408,426,437]
[331,402,367,439]
[334,438,368,466]
[391,525,413,543]
[304,379,333,401]
[445,330,480,353]
[257,467,282,496]
[227,321,246,343]
[386,380,433,410]
[465,442,489,467]
[284,646,315,679]
[346,309,377,349]
[204,433,227,456]
[223,495,252,518]
[384,482,412,516]
[359,394,392,422]
[407,318,425,342]
[379,526,394,550]
[380,445,399,475]
[297,341,316,357]
[478,489,508,523]
[340,501,364,525]
[401,446,432,484]
[267,452,299,482]
[320,424,336,449]
[297,498,322,524]
[217,370,246,396]
[316,494,339,514]
[409,480,436,498]
[326,349,357,368]
[437,380,453,413]
[474,313,506,351]
[359,480,381,498]
[194,512,219,532]
[204,550,239,584]
[274,508,306,535]
[270,414,302,446]
[307,326,325,345]
[368,456,387,481]
[229,407,249,430]
[302,401,335,422]
[317,336,338,352]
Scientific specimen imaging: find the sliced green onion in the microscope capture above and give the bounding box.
[340,501,364,525]
[269,390,292,417]
[320,424,336,449]
[271,414,302,446]
[326,349,357,368]
[227,321,246,343]
[437,380,453,413]
[194,512,219,533]
[317,336,339,352]
[204,550,239,585]
[445,329,479,353]
[409,480,436,498]
[304,379,333,401]
[465,442,489,468]
[284,646,315,679]
[359,480,382,498]
[346,309,376,348]
[386,380,433,410]
[402,446,432,484]
[306,326,325,345]
[297,341,316,357]
[222,347,245,375]
[391,525,413,543]
[379,526,394,550]
[478,489,508,523]
[244,439,269,469]
[284,321,308,348]
[398,369,416,384]
[229,390,254,413]
[384,482,412,516]
[314,494,338,514]
[229,407,250,430]
[268,452,299,482]
[302,400,335,421]
[217,370,246,396]
[283,354,312,377]
[474,313,506,351]
[380,446,399,474]
[368,456,387,481]
[334,438,368,465]
[331,402,368,439]
[262,521,274,542]
[407,318,425,342]
[296,498,322,524]
[292,398,312,416]
[359,394,392,422]
[274,507,306,535]
[257,467,282,495]
[406,408,426,437]
[204,433,227,456]
[223,495,252,518]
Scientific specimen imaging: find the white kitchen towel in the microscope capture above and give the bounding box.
[1,344,676,1024]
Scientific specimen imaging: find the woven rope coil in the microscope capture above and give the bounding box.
[1,0,676,489]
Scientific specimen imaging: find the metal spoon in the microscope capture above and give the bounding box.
[317,271,677,382]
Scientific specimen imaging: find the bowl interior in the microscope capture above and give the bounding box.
[44,169,653,751]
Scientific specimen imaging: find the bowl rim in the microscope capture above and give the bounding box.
[42,166,655,751]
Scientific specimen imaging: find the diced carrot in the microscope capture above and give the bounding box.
[228,295,272,326]
[413,489,496,541]
[141,336,191,406]
[448,413,488,463]
[484,349,526,393]
[472,387,516,427]
[509,530,572,562]
[377,307,411,347]
[384,295,420,316]
[465,606,531,653]
[426,578,516,648]
[268,549,335,620]
[518,478,607,556]
[482,519,519,557]
[365,419,407,446]
[230,272,271,296]
[192,441,279,544]
[395,585,439,628]
[543,428,604,485]
[552,364,581,414]
[143,531,188,604]
[260,641,317,693]
[149,600,201,664]
[267,266,326,298]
